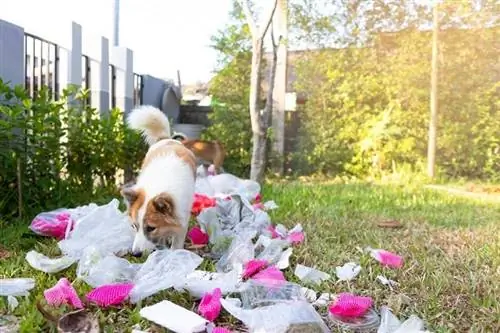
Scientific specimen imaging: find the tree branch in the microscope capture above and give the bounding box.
[239,0,258,37]
[239,0,278,40]
[258,0,279,40]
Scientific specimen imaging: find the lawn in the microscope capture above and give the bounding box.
[1,181,499,332]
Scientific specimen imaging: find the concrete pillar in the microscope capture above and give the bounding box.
[91,36,110,116]
[67,22,82,88]
[111,46,133,116]
[0,20,25,87]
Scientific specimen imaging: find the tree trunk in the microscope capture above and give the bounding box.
[249,38,266,182]
[272,0,288,176]
[427,2,439,178]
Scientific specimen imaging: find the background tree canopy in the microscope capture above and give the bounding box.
[207,0,499,180]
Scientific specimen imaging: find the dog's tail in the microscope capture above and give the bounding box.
[127,105,171,146]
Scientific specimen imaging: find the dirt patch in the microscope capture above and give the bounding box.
[0,245,12,260]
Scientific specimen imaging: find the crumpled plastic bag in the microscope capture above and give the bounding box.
[335,262,362,281]
[223,280,329,332]
[0,278,35,296]
[216,235,255,273]
[221,296,329,333]
[176,268,243,299]
[25,250,76,273]
[201,174,260,201]
[129,249,203,303]
[76,247,140,288]
[294,264,331,285]
[59,199,135,259]
[378,306,430,333]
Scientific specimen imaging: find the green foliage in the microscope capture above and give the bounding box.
[0,79,145,218]
[292,26,499,180]
[203,53,253,177]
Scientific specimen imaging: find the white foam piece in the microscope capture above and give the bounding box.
[139,300,208,333]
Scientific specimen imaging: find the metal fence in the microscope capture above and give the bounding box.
[133,73,143,106]
[24,32,143,109]
[24,33,59,100]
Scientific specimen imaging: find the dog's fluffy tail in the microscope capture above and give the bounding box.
[127,105,171,146]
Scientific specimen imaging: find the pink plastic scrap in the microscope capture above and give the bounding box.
[187,226,210,245]
[251,266,286,287]
[44,278,83,309]
[86,283,134,307]
[267,224,305,245]
[242,259,268,279]
[198,288,222,322]
[31,212,73,240]
[212,327,232,333]
[370,249,403,269]
[329,293,373,318]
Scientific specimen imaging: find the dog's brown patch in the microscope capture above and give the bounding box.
[142,140,196,176]
[144,193,182,232]
[121,187,145,223]
[182,139,225,173]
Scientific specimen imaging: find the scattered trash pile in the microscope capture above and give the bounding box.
[0,170,431,332]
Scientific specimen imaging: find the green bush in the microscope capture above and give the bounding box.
[0,79,145,218]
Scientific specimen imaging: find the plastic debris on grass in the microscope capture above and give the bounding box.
[378,306,431,333]
[18,170,432,332]
[294,264,331,285]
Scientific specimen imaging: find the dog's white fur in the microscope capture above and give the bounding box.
[126,105,195,253]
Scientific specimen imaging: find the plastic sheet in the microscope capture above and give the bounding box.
[76,247,140,288]
[25,250,76,273]
[221,297,329,333]
[294,264,331,285]
[59,199,135,260]
[216,235,255,273]
[239,280,304,309]
[335,262,362,282]
[0,278,35,296]
[177,268,243,299]
[129,249,203,303]
[377,306,430,333]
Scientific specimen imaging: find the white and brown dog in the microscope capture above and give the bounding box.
[122,105,196,256]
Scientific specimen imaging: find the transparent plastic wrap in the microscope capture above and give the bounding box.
[29,209,73,239]
[0,278,35,296]
[76,247,140,288]
[239,280,305,309]
[58,199,135,259]
[129,249,203,303]
[216,235,255,273]
[221,297,330,333]
[377,306,430,333]
[177,267,243,299]
[25,250,76,273]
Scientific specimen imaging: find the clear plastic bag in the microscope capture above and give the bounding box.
[25,250,76,273]
[221,296,330,333]
[216,235,255,273]
[58,199,135,259]
[177,267,243,299]
[129,249,203,303]
[0,278,35,296]
[294,264,331,285]
[377,306,429,333]
[239,280,305,309]
[76,247,140,288]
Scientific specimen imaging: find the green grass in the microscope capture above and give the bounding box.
[1,182,499,332]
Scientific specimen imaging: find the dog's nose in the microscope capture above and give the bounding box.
[132,251,142,258]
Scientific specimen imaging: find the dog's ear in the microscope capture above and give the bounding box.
[152,193,175,215]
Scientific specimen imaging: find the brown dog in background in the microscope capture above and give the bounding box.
[172,133,225,174]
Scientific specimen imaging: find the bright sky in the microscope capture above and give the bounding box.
[2,0,233,84]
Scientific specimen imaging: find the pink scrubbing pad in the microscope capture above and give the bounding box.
[44,278,83,308]
[187,226,210,245]
[212,327,232,333]
[251,266,286,288]
[329,293,373,318]
[198,288,222,322]
[242,259,268,279]
[85,283,134,307]
[287,231,305,245]
[370,249,403,268]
